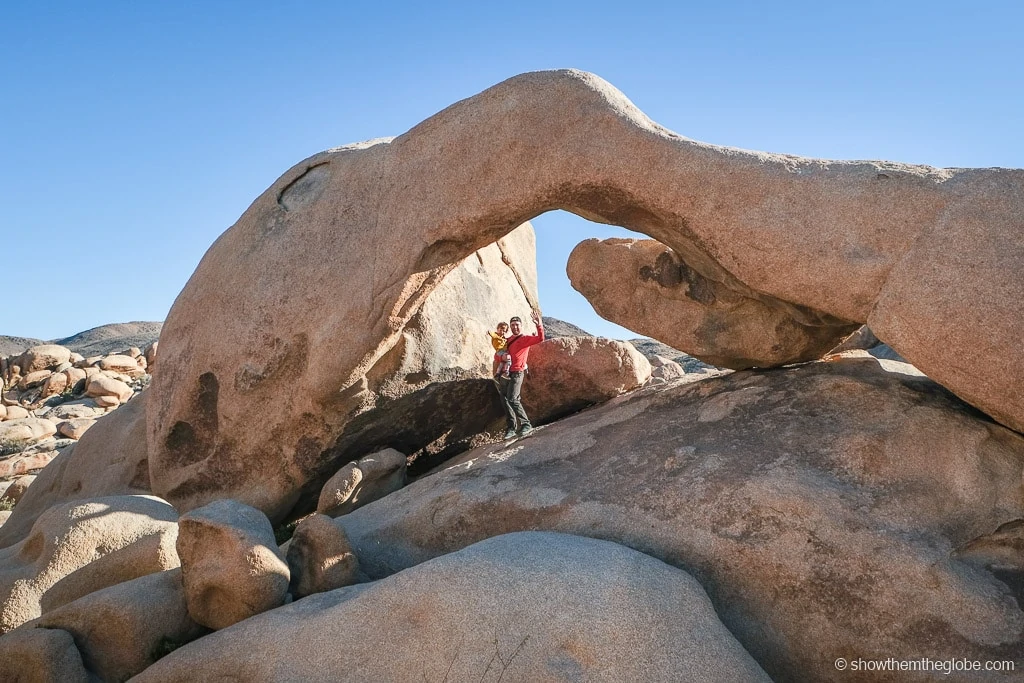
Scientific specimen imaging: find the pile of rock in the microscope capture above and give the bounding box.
[1,70,1022,681]
[0,342,156,480]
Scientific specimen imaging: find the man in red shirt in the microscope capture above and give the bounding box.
[497,310,545,439]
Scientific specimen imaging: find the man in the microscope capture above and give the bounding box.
[496,310,544,439]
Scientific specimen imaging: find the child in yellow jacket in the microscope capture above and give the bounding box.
[488,321,512,379]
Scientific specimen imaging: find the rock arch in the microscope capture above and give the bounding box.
[149,69,1024,520]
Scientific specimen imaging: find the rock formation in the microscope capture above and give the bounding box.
[176,499,290,630]
[0,390,151,548]
[135,532,771,682]
[317,448,407,517]
[335,359,1024,681]
[285,513,361,598]
[0,495,179,633]
[1,69,1022,680]
[19,568,205,682]
[520,336,651,423]
[568,237,858,369]
[148,69,1023,526]
[0,627,91,682]
[0,340,155,529]
[151,223,538,519]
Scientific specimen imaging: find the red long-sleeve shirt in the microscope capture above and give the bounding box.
[506,325,544,372]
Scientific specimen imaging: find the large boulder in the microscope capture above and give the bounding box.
[0,390,151,549]
[0,494,179,632]
[285,513,361,598]
[0,449,58,479]
[176,499,290,630]
[317,448,407,517]
[568,238,858,369]
[336,359,1024,681]
[0,475,35,508]
[520,336,651,424]
[16,345,72,374]
[84,374,133,404]
[0,627,90,682]
[135,532,770,682]
[151,223,537,520]
[99,354,142,374]
[0,418,57,448]
[146,71,1023,529]
[19,568,206,682]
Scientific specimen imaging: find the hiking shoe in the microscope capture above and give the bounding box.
[503,429,517,440]
[518,424,533,437]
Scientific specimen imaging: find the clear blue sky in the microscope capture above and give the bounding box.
[2,1,1021,340]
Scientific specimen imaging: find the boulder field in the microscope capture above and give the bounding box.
[0,69,1021,681]
[337,359,1024,681]
[149,69,1022,522]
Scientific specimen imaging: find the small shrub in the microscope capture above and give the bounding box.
[0,439,25,458]
[274,519,299,545]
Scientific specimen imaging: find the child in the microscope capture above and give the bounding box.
[488,321,512,379]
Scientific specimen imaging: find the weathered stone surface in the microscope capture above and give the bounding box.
[24,568,206,682]
[57,418,95,440]
[177,499,289,630]
[152,224,537,519]
[0,475,35,508]
[0,626,90,682]
[569,238,858,369]
[828,324,881,353]
[40,398,104,421]
[0,511,9,528]
[92,394,120,408]
[520,336,651,424]
[336,359,1024,681]
[18,369,52,391]
[144,341,158,372]
[0,494,179,633]
[98,354,139,373]
[285,513,361,599]
[137,532,770,682]
[39,372,69,399]
[2,405,28,421]
[0,450,57,479]
[148,69,1023,527]
[16,345,71,374]
[0,391,151,549]
[650,355,686,381]
[84,374,133,404]
[317,448,407,517]
[0,418,57,447]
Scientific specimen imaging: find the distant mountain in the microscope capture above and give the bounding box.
[541,317,718,372]
[0,322,164,359]
[0,335,46,358]
[627,338,718,373]
[54,322,163,357]
[541,317,592,338]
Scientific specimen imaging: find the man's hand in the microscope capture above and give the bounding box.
[530,310,542,326]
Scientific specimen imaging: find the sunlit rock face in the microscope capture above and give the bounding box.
[148,69,1024,523]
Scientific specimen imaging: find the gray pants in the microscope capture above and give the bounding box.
[496,371,531,431]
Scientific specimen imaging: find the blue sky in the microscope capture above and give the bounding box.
[2,1,1021,340]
